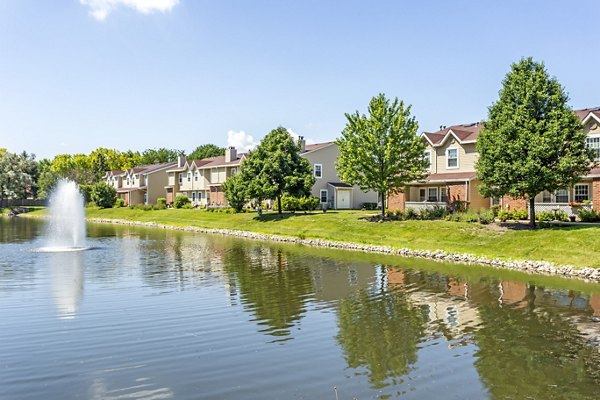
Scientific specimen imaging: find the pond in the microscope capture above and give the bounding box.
[2,217,600,399]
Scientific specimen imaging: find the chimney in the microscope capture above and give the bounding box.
[225,146,237,163]
[298,136,306,152]
[177,155,186,168]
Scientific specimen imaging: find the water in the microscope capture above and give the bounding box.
[2,218,600,399]
[41,179,86,251]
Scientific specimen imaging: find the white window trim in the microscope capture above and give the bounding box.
[574,183,590,202]
[314,164,323,179]
[587,134,600,161]
[320,189,328,203]
[419,188,426,202]
[427,187,438,202]
[446,147,459,169]
[424,150,432,171]
[554,188,570,204]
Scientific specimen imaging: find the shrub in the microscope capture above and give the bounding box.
[579,208,600,222]
[181,203,193,209]
[555,210,569,222]
[114,198,125,208]
[478,209,495,224]
[174,194,191,209]
[536,211,556,222]
[361,202,378,210]
[281,196,300,212]
[157,198,167,207]
[405,208,418,220]
[299,196,319,212]
[91,182,117,209]
[513,209,529,220]
[497,210,512,222]
[491,204,501,217]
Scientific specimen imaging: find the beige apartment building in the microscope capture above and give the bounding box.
[104,162,175,206]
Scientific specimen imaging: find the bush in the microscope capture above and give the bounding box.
[299,196,319,212]
[405,208,418,220]
[536,211,555,222]
[497,210,512,222]
[490,204,501,217]
[361,202,378,210]
[157,198,167,207]
[174,194,191,209]
[114,198,125,208]
[90,182,117,209]
[513,209,529,220]
[579,208,600,222]
[281,196,300,212]
[181,203,193,209]
[478,209,495,225]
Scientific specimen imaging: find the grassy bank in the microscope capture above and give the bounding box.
[29,207,600,268]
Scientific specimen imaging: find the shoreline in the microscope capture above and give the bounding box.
[83,216,600,283]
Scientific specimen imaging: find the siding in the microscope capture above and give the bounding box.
[434,140,478,173]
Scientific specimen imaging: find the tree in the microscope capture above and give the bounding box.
[223,173,247,212]
[476,58,593,227]
[139,148,183,165]
[187,144,224,161]
[0,151,37,206]
[241,127,315,214]
[336,93,428,219]
[90,182,116,208]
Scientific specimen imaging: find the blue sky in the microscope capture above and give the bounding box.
[1,0,599,159]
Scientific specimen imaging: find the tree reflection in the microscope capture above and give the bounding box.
[223,243,314,340]
[336,276,427,388]
[474,285,600,399]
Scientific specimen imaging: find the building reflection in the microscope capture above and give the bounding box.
[50,251,84,319]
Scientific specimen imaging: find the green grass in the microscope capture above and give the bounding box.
[28,207,600,268]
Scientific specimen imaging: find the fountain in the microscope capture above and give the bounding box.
[39,179,87,252]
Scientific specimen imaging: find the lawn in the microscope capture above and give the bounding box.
[29,207,600,268]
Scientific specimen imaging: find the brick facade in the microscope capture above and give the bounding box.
[210,187,225,206]
[387,191,405,211]
[501,196,527,210]
[447,182,467,203]
[593,179,600,212]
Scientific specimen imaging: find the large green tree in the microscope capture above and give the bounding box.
[336,93,428,219]
[187,144,224,161]
[476,58,593,227]
[0,151,37,206]
[139,148,183,165]
[241,127,315,213]
[223,173,247,213]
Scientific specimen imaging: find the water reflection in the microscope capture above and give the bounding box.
[50,251,84,319]
[223,243,314,341]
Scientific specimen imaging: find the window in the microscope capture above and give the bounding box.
[446,148,458,169]
[542,190,552,203]
[320,189,328,203]
[127,178,130,185]
[143,193,147,204]
[195,172,198,181]
[555,189,569,203]
[198,192,202,201]
[231,168,237,176]
[427,187,438,202]
[187,172,191,182]
[178,174,182,184]
[423,150,431,170]
[192,192,196,202]
[314,164,322,178]
[491,197,500,206]
[419,188,426,202]
[587,136,600,160]
[575,184,589,203]
[440,187,447,203]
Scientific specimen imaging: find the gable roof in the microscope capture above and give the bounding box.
[576,106,600,125]
[122,161,176,176]
[422,123,483,147]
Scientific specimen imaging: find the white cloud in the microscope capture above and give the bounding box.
[227,130,257,152]
[287,128,316,145]
[80,0,179,21]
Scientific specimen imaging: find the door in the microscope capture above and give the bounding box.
[337,189,351,209]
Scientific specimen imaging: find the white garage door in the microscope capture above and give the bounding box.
[336,190,351,209]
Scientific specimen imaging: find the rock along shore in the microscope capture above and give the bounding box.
[86,217,600,283]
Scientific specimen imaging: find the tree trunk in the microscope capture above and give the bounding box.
[529,196,536,228]
[380,192,386,220]
[277,195,282,214]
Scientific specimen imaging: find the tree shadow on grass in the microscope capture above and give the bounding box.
[253,211,339,222]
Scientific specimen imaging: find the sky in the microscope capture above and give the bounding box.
[1,0,599,160]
